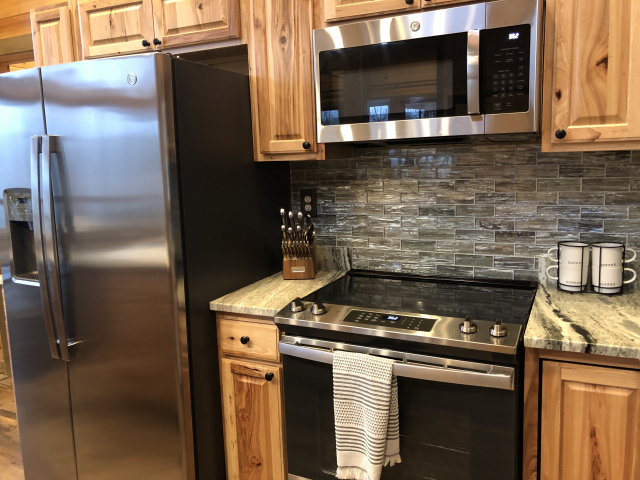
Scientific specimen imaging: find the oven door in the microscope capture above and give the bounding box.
[280,336,520,480]
[313,3,486,143]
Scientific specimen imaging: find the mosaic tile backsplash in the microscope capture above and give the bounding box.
[290,144,640,281]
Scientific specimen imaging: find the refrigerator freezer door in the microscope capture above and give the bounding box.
[0,69,78,479]
[40,54,192,480]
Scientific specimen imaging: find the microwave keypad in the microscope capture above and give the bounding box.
[483,24,531,115]
[344,309,437,332]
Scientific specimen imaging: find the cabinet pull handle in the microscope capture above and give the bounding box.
[153,38,161,46]
[265,373,274,381]
[240,336,250,345]
[555,129,567,139]
[142,40,151,47]
[405,0,414,3]
[302,141,311,150]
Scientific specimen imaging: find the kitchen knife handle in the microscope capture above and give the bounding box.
[40,136,71,361]
[31,136,60,360]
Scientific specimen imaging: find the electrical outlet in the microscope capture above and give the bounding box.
[300,189,317,218]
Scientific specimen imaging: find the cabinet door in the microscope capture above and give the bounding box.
[220,358,285,480]
[325,0,419,22]
[247,0,323,161]
[540,361,640,480]
[77,0,155,59]
[151,0,239,48]
[30,3,76,67]
[542,0,640,151]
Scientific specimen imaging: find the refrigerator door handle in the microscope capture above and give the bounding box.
[31,136,61,360]
[40,136,71,361]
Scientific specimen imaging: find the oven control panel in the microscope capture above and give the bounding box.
[483,24,531,115]
[344,310,437,332]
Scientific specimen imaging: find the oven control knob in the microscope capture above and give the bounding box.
[459,316,478,334]
[290,297,304,313]
[490,319,508,337]
[311,301,327,315]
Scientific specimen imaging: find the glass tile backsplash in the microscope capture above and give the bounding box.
[291,144,640,281]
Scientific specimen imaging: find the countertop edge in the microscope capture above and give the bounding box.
[209,270,348,318]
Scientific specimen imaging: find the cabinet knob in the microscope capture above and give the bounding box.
[265,373,274,381]
[405,0,414,4]
[302,141,311,150]
[142,39,151,47]
[555,129,567,139]
[153,38,161,46]
[240,336,250,345]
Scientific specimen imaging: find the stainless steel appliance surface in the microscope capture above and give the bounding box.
[275,271,537,480]
[0,54,289,480]
[313,0,542,143]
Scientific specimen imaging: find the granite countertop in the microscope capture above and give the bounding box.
[209,270,347,318]
[524,283,640,358]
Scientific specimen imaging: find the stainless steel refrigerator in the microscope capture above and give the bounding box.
[0,53,289,480]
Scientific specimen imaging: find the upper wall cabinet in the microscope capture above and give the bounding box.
[30,2,76,67]
[77,0,155,58]
[246,0,324,161]
[151,0,239,48]
[324,0,419,22]
[542,0,640,152]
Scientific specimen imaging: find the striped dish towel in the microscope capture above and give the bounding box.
[333,350,401,480]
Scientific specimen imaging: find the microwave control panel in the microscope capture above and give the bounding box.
[483,24,531,115]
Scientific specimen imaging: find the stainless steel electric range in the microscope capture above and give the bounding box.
[274,270,538,480]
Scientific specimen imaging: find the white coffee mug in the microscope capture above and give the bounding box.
[546,264,589,292]
[547,242,590,267]
[591,267,637,293]
[591,243,636,269]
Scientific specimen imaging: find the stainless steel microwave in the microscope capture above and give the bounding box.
[313,0,542,143]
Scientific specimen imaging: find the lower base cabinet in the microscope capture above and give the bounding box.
[217,313,286,480]
[525,349,640,480]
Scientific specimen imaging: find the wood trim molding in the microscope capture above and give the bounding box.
[0,14,31,40]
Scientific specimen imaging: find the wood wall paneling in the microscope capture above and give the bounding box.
[30,4,76,67]
[77,0,155,58]
[152,0,240,48]
[543,0,640,151]
[0,0,61,19]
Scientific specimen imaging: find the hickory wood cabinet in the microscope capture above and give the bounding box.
[542,0,640,151]
[217,313,286,479]
[323,0,473,23]
[246,0,324,161]
[75,0,239,59]
[523,349,640,480]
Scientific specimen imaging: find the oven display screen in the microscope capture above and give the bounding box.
[343,310,436,332]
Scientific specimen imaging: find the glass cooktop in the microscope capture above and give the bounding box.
[303,271,538,326]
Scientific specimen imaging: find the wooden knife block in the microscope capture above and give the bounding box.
[283,253,316,280]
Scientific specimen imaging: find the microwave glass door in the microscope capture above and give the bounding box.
[318,33,469,126]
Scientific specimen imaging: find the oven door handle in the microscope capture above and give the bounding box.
[278,341,514,391]
[467,29,481,116]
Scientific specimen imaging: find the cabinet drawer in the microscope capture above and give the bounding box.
[218,319,279,361]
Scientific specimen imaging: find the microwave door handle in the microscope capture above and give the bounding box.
[467,29,481,116]
[278,341,514,391]
[31,136,60,360]
[40,136,71,361]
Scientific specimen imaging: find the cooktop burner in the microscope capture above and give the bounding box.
[275,270,538,355]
